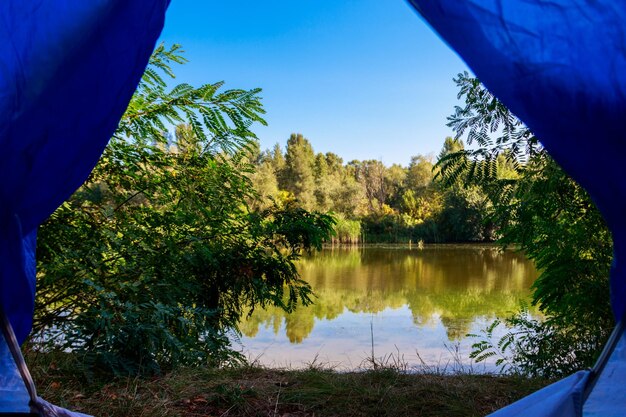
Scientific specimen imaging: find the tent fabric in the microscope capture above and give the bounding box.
[1,307,93,415]
[488,328,626,416]
[405,1,626,415]
[406,0,626,322]
[490,371,589,417]
[0,332,30,413]
[583,328,626,416]
[0,0,170,345]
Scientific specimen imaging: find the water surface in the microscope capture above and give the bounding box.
[236,245,538,371]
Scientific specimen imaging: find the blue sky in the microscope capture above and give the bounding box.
[158,1,470,166]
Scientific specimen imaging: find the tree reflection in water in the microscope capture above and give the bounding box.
[237,245,538,368]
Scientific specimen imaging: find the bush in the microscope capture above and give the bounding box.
[34,45,335,375]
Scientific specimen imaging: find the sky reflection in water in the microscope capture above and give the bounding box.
[235,245,538,371]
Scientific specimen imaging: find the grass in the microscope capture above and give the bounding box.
[26,352,548,417]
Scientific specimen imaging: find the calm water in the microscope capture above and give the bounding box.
[235,245,538,371]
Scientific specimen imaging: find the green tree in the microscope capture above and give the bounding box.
[436,185,492,242]
[432,138,494,241]
[284,133,317,210]
[353,159,389,214]
[492,157,612,376]
[400,155,445,227]
[401,188,443,226]
[35,44,334,375]
[332,167,368,217]
[269,143,286,178]
[439,72,613,376]
[174,123,201,156]
[313,153,333,211]
[383,163,407,211]
[406,155,434,190]
[249,158,280,210]
[439,136,464,159]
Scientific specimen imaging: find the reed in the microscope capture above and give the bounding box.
[331,214,362,244]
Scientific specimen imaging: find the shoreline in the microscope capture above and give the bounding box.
[30,358,549,417]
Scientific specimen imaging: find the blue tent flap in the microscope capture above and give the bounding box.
[0,0,170,344]
[584,327,626,416]
[490,371,589,417]
[406,0,626,322]
[406,1,626,415]
[0,332,30,413]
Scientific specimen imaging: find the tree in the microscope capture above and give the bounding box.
[269,143,286,178]
[332,167,368,217]
[439,72,613,376]
[406,155,434,190]
[384,163,407,209]
[248,158,280,210]
[431,138,494,241]
[353,159,389,213]
[436,185,492,242]
[174,123,201,156]
[492,157,612,376]
[438,136,464,160]
[400,155,445,228]
[284,133,317,210]
[35,44,335,375]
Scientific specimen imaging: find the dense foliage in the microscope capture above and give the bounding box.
[34,45,334,375]
[249,134,495,244]
[440,73,613,377]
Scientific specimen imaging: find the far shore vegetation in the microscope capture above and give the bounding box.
[28,44,613,415]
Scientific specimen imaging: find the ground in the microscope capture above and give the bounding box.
[30,357,548,417]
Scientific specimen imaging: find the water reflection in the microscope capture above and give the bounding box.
[237,245,538,369]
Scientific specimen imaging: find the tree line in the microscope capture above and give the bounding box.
[246,133,513,244]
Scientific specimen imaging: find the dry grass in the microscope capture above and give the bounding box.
[27,353,548,417]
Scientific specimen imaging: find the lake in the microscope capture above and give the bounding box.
[235,245,538,371]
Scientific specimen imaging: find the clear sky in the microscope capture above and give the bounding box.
[158,1,470,166]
